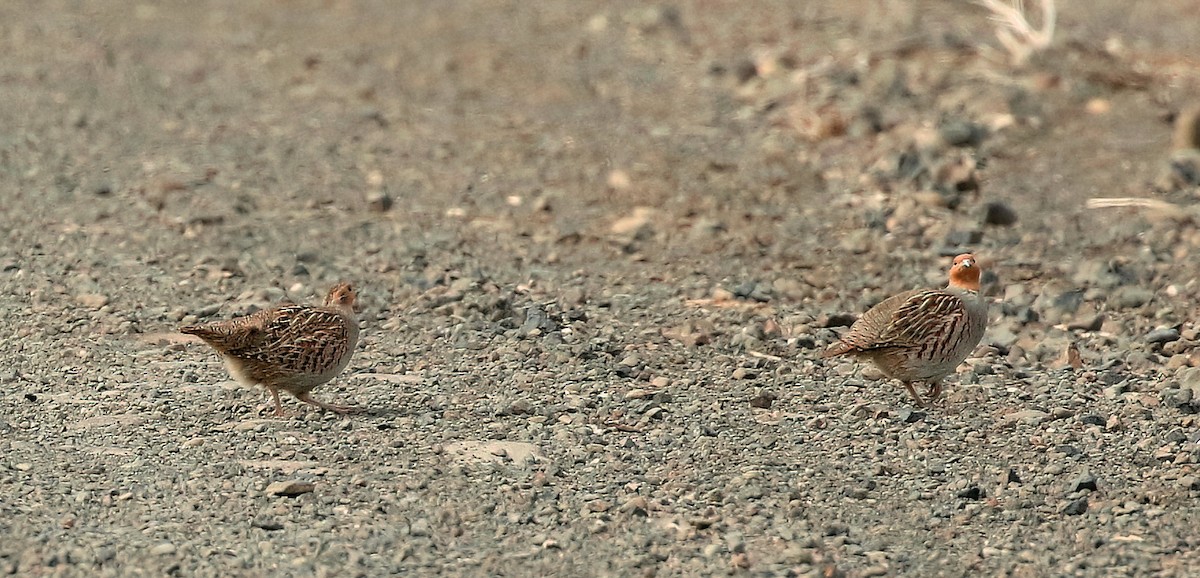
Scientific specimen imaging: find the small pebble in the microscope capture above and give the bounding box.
[266,480,316,497]
[366,191,393,212]
[150,543,177,556]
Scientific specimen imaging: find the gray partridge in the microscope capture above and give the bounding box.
[823,254,988,406]
[181,282,361,416]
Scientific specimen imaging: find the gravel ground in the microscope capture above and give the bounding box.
[4,1,1200,576]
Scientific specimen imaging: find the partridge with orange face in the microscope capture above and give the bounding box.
[823,254,988,406]
[181,282,361,416]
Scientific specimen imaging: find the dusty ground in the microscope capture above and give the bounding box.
[4,0,1200,576]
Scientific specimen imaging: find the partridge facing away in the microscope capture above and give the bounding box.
[823,254,988,406]
[180,282,361,416]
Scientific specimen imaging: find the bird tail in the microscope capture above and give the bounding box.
[821,341,855,358]
[179,324,221,342]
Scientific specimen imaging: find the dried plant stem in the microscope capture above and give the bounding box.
[975,0,1056,65]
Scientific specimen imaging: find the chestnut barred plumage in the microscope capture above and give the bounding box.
[181,282,360,416]
[823,255,988,406]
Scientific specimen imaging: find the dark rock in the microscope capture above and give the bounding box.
[1055,445,1081,457]
[956,486,984,500]
[521,303,559,334]
[1062,498,1088,516]
[500,399,533,415]
[252,519,285,531]
[367,191,393,212]
[732,281,758,299]
[820,313,856,328]
[749,391,777,409]
[1070,472,1098,493]
[853,105,885,136]
[733,59,757,83]
[895,408,925,423]
[1011,306,1039,324]
[980,201,1018,226]
[747,288,772,302]
[731,280,772,302]
[1079,414,1105,426]
[1171,388,1200,410]
[1166,149,1200,188]
[1146,328,1181,345]
[1006,469,1022,484]
[794,335,817,349]
[824,523,850,536]
[1067,315,1105,332]
[939,120,986,148]
[896,148,923,180]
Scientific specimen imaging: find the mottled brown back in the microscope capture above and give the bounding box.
[824,288,970,357]
[181,304,352,378]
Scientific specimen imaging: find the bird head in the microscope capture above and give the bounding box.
[948,254,982,291]
[325,282,358,313]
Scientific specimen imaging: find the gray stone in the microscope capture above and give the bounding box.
[1062,498,1088,515]
[1112,287,1154,309]
[266,480,316,497]
[1070,472,1099,493]
[1146,328,1181,345]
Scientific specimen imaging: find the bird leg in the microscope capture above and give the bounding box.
[901,382,929,407]
[268,387,287,417]
[295,392,357,415]
[925,381,944,404]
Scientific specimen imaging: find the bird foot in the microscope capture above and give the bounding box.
[257,404,290,418]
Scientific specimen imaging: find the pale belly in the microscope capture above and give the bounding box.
[222,323,359,395]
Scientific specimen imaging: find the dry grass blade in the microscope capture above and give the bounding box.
[974,0,1056,65]
[1085,197,1179,211]
[1086,197,1196,222]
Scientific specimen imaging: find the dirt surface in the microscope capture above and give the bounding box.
[4,0,1200,576]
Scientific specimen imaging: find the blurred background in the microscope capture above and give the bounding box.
[3,0,1200,576]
